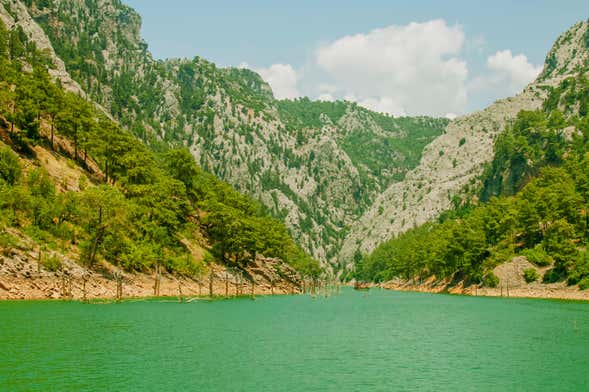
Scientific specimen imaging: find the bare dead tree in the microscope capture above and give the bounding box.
[208,267,214,297]
[153,263,161,297]
[225,270,229,298]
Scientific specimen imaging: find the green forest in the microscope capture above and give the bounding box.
[0,20,321,278]
[355,74,589,289]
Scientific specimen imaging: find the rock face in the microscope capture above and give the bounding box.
[0,0,84,95]
[12,0,446,264]
[339,20,589,261]
[339,88,544,260]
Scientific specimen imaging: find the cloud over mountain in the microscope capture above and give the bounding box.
[254,20,541,117]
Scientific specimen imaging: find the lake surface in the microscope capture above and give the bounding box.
[1,289,588,391]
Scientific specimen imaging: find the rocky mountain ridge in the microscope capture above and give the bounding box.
[6,0,447,264]
[340,20,589,261]
[4,0,587,268]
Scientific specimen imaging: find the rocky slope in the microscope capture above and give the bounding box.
[380,257,589,301]
[0,226,303,300]
[340,20,589,261]
[8,0,447,263]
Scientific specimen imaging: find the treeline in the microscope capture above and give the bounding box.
[0,20,321,277]
[355,74,589,289]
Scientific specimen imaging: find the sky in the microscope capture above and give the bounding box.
[123,0,589,118]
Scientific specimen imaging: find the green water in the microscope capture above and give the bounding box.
[1,289,588,391]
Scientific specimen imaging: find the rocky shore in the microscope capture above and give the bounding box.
[0,232,303,301]
[379,258,589,301]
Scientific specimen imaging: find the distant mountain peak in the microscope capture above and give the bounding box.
[538,20,589,84]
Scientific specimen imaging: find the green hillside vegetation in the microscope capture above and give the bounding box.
[355,74,589,289]
[0,19,320,277]
[278,98,448,183]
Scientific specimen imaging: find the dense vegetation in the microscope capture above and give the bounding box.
[0,19,320,277]
[278,98,447,183]
[355,74,589,289]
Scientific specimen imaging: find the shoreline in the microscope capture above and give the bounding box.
[0,246,304,301]
[0,268,303,301]
[378,278,589,302]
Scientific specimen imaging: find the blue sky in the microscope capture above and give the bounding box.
[124,0,589,117]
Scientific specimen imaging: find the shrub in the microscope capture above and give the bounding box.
[579,277,589,290]
[459,137,466,147]
[0,145,22,186]
[523,268,539,283]
[542,268,561,283]
[0,232,17,256]
[521,246,553,267]
[483,271,499,287]
[567,251,589,286]
[42,255,62,272]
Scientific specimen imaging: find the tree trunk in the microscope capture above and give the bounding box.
[225,271,229,298]
[153,263,161,297]
[73,126,78,161]
[50,116,55,151]
[88,228,104,267]
[208,268,214,297]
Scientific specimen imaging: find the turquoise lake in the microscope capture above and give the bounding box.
[1,289,588,391]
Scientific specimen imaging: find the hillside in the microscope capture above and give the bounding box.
[355,20,589,295]
[5,0,448,263]
[0,15,321,299]
[340,20,589,262]
[6,0,588,278]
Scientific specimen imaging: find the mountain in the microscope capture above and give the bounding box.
[0,10,320,299]
[354,20,589,293]
[5,0,448,264]
[6,0,586,276]
[340,20,589,262]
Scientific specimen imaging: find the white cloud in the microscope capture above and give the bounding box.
[487,50,542,91]
[256,63,301,100]
[470,50,542,97]
[317,93,335,102]
[358,97,406,117]
[315,19,468,116]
